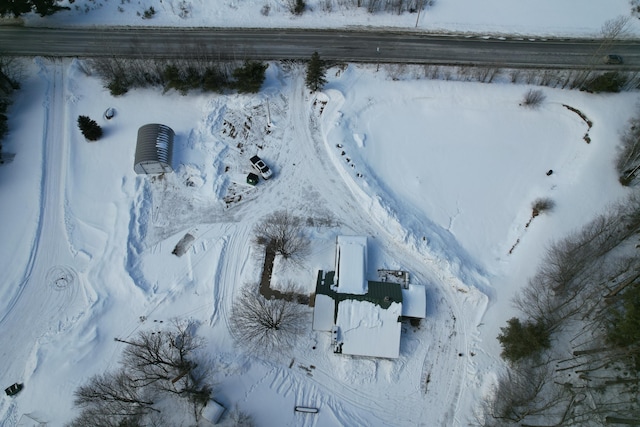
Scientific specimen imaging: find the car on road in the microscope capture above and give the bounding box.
[604,54,623,65]
[250,155,272,179]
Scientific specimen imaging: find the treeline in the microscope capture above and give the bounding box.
[617,107,640,187]
[0,58,20,147]
[314,0,433,14]
[482,194,640,426]
[89,57,267,96]
[0,0,69,17]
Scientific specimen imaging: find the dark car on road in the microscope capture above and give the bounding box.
[604,54,623,65]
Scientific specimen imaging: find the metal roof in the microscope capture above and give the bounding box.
[134,123,175,174]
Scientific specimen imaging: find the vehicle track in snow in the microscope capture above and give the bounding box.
[276,66,485,426]
[0,60,91,422]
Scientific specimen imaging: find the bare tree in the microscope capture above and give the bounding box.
[230,284,308,355]
[616,108,640,186]
[481,362,569,426]
[72,370,156,425]
[254,210,310,261]
[71,320,211,425]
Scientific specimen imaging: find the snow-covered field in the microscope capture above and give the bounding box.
[1,1,639,426]
[21,0,640,37]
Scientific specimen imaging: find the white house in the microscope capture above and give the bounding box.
[313,236,417,359]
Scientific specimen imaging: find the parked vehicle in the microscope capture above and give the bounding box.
[604,54,623,65]
[250,155,273,179]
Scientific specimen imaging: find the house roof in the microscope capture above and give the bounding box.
[335,236,368,295]
[336,299,402,359]
[401,284,426,318]
[312,294,335,332]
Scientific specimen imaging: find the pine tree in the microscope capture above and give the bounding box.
[0,0,69,17]
[232,61,268,94]
[305,52,327,92]
[77,115,103,141]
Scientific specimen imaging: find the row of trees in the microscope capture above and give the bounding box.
[0,58,20,146]
[90,57,268,96]
[0,0,69,17]
[315,0,433,15]
[616,107,640,186]
[483,194,640,425]
[90,51,329,96]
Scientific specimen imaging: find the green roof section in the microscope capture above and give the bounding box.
[316,270,402,310]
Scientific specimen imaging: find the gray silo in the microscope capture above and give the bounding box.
[134,124,175,174]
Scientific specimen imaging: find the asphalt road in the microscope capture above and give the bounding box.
[0,26,639,69]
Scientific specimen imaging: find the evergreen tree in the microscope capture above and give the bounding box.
[497,317,550,363]
[77,115,103,141]
[31,0,69,17]
[608,285,640,349]
[202,66,227,93]
[232,61,267,93]
[0,0,68,17]
[305,51,327,92]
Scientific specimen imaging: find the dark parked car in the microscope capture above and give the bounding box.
[604,54,623,65]
[250,155,273,179]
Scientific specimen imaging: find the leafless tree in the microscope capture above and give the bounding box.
[616,107,640,186]
[120,319,206,395]
[230,284,308,355]
[254,210,310,261]
[70,320,211,425]
[72,370,156,426]
[481,362,569,426]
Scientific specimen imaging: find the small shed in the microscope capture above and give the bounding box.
[134,124,175,174]
[247,172,259,186]
[201,399,226,425]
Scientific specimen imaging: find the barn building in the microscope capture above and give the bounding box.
[134,124,175,175]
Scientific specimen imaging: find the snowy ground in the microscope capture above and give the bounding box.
[1,1,639,426]
[20,0,640,38]
[0,56,636,426]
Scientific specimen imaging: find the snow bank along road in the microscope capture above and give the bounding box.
[1,27,639,68]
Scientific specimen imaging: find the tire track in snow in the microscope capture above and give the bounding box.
[0,60,91,423]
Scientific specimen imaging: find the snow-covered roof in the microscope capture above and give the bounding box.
[202,400,225,424]
[336,299,402,359]
[401,284,426,318]
[335,236,368,295]
[312,294,335,332]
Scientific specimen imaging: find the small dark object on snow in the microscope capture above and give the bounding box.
[247,172,259,186]
[546,169,553,176]
[5,383,23,396]
[295,406,319,414]
[104,107,115,120]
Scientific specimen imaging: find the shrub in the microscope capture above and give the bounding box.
[232,61,268,93]
[521,89,546,108]
[142,6,155,19]
[532,197,555,217]
[583,72,626,93]
[107,74,130,96]
[497,317,551,363]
